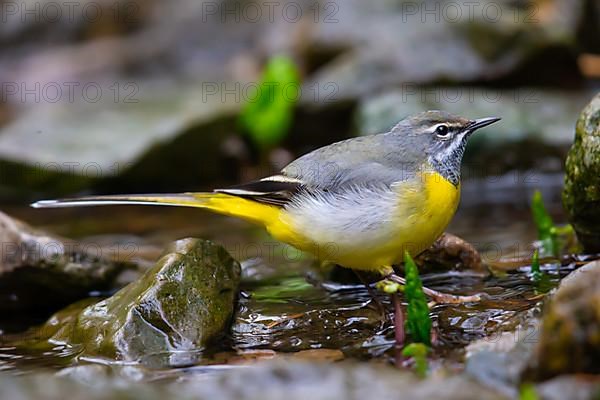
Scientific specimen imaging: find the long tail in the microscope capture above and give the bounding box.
[31,193,281,227]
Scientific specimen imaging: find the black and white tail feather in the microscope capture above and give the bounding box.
[31,174,305,209]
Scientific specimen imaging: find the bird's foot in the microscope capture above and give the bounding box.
[354,271,391,327]
[386,273,487,304]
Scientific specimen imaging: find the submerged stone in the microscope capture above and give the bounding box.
[563,93,600,252]
[48,238,241,366]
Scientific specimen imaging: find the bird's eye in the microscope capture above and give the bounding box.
[435,124,450,138]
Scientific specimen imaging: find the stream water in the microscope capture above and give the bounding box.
[0,173,575,376]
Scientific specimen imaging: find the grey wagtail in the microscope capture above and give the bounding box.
[32,110,500,282]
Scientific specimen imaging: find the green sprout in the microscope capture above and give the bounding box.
[401,343,429,378]
[239,55,301,150]
[530,248,552,293]
[404,251,432,345]
[531,190,559,258]
[530,249,543,283]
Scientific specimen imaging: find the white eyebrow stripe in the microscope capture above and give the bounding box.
[428,122,464,134]
[427,123,448,134]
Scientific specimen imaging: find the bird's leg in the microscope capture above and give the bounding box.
[392,292,406,367]
[386,273,486,304]
[354,271,389,323]
[392,292,405,344]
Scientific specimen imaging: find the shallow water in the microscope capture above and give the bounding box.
[0,261,572,374]
[0,173,575,374]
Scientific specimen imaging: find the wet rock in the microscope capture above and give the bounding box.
[416,233,484,271]
[465,308,541,398]
[563,93,600,253]
[0,371,170,400]
[466,337,536,398]
[2,360,508,400]
[527,260,600,380]
[536,374,600,400]
[48,238,241,366]
[0,211,129,313]
[185,361,509,400]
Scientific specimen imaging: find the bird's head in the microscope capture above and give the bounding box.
[392,110,500,185]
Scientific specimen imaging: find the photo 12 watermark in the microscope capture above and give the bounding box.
[399,1,539,24]
[1,81,140,104]
[201,81,339,104]
[398,84,540,105]
[1,1,142,24]
[200,1,339,24]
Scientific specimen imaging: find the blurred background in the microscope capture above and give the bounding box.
[1,0,598,262]
[0,0,598,200]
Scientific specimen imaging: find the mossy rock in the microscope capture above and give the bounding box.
[563,93,600,252]
[528,261,600,380]
[47,238,241,366]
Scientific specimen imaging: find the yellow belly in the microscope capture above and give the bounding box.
[267,171,461,273]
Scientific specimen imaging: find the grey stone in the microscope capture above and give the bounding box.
[563,93,600,252]
[48,238,241,366]
[527,260,600,380]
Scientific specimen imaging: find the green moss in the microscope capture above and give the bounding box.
[563,94,600,252]
[532,262,600,379]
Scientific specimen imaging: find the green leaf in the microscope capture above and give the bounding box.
[519,383,539,400]
[404,251,432,345]
[530,249,553,294]
[239,55,301,149]
[531,190,559,258]
[401,343,429,378]
[530,249,543,282]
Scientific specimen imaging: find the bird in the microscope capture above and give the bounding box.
[32,110,499,285]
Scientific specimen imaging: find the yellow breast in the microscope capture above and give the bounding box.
[267,171,461,273]
[405,171,461,252]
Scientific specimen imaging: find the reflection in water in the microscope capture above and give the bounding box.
[233,263,568,363]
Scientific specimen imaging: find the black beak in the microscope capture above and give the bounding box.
[469,117,501,131]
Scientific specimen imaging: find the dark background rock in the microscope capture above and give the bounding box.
[563,93,600,252]
[0,211,131,315]
[358,88,595,173]
[0,0,597,200]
